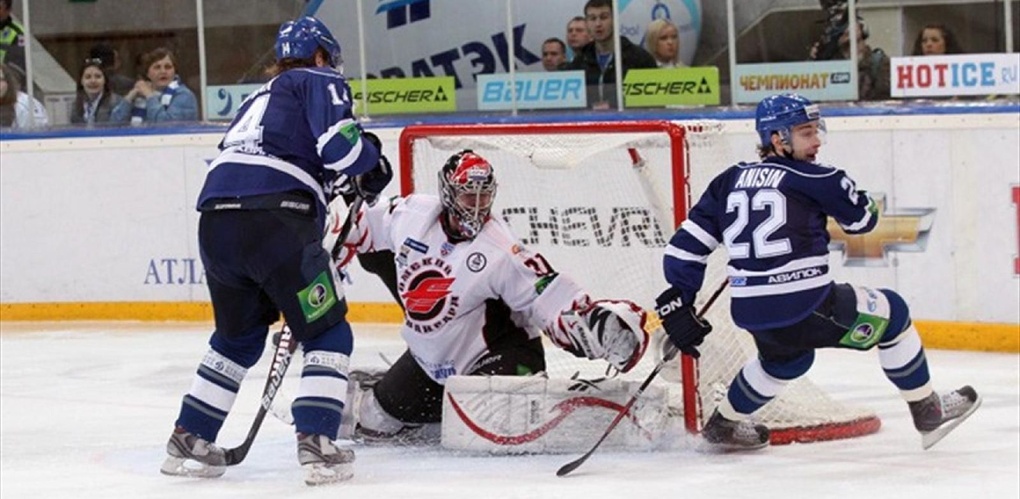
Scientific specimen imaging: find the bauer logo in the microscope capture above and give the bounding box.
[477,71,586,111]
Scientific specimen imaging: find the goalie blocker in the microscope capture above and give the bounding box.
[441,375,679,454]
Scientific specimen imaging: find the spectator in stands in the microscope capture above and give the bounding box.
[0,62,47,129]
[541,38,567,71]
[911,24,964,56]
[564,16,590,63]
[644,18,683,68]
[88,43,135,96]
[566,0,657,109]
[111,47,198,124]
[71,58,126,126]
[0,0,25,83]
[810,18,889,101]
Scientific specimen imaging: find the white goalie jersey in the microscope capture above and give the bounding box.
[338,194,647,383]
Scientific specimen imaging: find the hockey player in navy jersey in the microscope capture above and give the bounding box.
[654,93,980,451]
[161,16,392,485]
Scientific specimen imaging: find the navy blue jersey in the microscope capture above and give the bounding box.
[664,156,878,330]
[198,66,379,215]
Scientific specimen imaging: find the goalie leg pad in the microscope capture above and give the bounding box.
[441,375,677,454]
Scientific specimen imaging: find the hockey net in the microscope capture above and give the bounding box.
[398,121,880,444]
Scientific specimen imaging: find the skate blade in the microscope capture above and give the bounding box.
[160,456,226,478]
[303,462,354,486]
[694,438,769,453]
[921,394,982,450]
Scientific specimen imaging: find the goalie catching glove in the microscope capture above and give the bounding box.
[551,299,649,373]
[655,287,712,359]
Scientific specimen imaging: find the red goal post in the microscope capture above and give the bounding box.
[398,120,881,444]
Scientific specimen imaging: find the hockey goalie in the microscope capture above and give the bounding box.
[326,149,678,453]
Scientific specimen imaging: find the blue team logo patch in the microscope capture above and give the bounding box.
[729,276,747,287]
[403,238,429,254]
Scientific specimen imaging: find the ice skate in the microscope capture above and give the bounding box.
[297,433,355,485]
[701,409,770,451]
[159,426,226,478]
[909,385,981,450]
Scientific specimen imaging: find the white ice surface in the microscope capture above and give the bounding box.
[1,322,1017,499]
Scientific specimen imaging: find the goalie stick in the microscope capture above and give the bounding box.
[224,197,363,466]
[556,279,728,477]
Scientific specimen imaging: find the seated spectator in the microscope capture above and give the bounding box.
[71,58,126,126]
[565,0,657,109]
[565,15,591,62]
[88,43,135,96]
[911,24,964,56]
[111,47,198,124]
[0,62,47,129]
[644,18,683,68]
[541,37,567,71]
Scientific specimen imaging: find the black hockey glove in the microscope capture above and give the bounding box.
[655,287,712,359]
[353,132,393,205]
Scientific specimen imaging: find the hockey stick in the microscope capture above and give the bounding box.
[224,323,297,466]
[224,197,363,465]
[556,279,728,477]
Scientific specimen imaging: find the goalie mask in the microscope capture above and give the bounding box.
[438,150,497,240]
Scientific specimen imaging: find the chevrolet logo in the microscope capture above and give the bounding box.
[827,194,935,267]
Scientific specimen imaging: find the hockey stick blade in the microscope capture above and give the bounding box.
[223,324,298,466]
[556,280,728,477]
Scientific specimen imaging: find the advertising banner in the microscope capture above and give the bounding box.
[205,84,262,121]
[349,76,457,115]
[476,71,586,110]
[732,61,857,103]
[891,53,1020,98]
[622,66,720,107]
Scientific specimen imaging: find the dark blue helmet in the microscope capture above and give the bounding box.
[755,93,824,148]
[274,16,342,68]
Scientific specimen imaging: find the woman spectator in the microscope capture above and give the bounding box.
[111,47,197,124]
[911,24,964,56]
[0,62,48,129]
[71,58,125,125]
[644,18,683,68]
